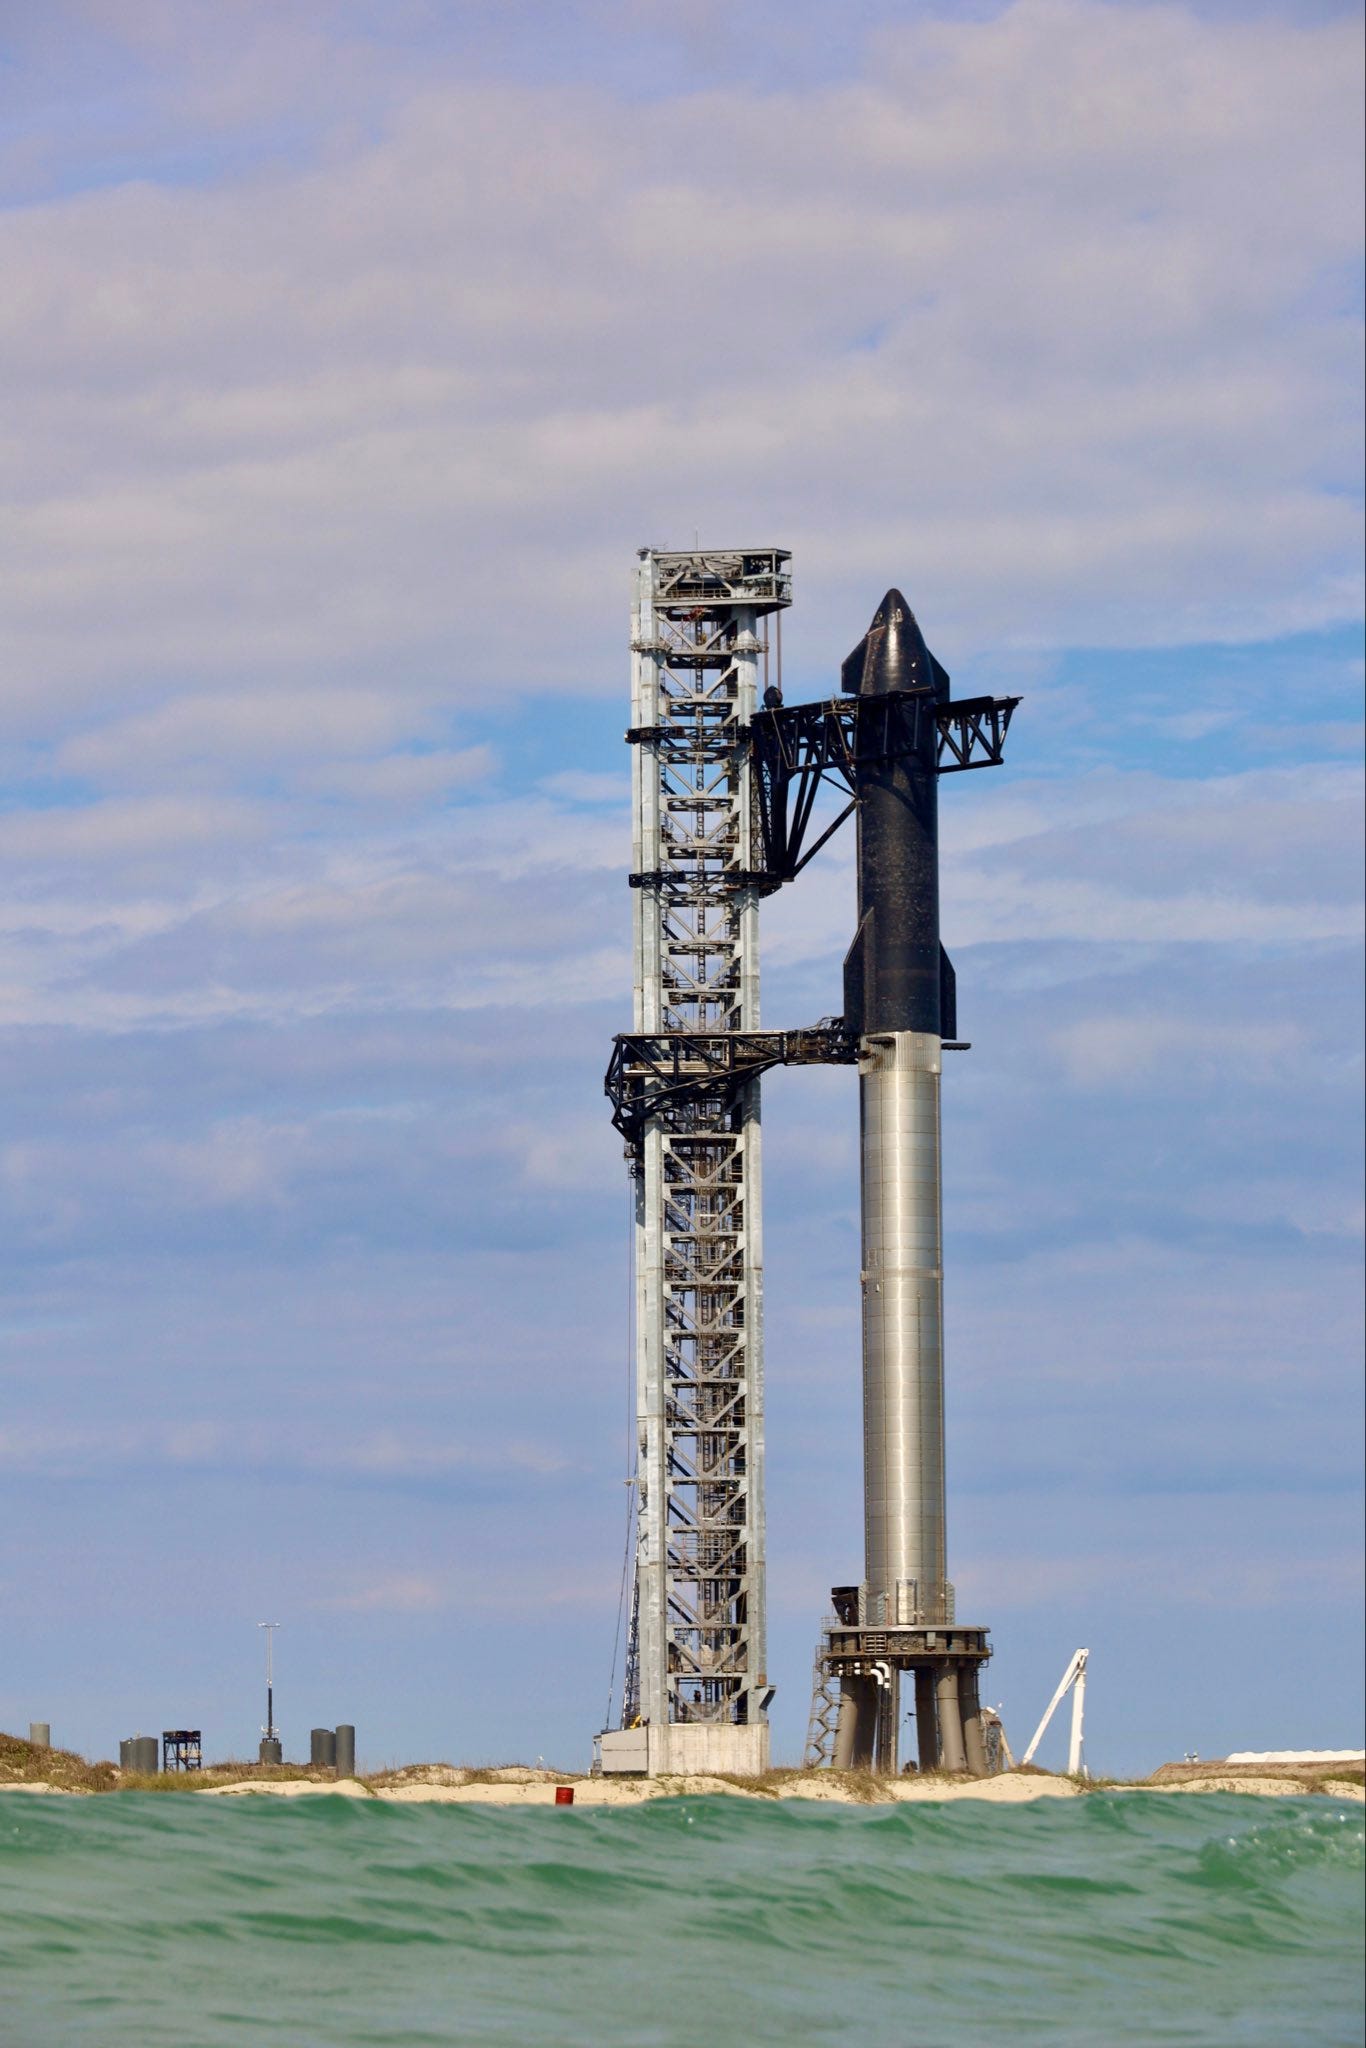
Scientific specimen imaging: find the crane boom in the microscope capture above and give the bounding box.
[1021,1648,1089,1775]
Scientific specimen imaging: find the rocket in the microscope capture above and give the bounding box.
[833,589,986,1775]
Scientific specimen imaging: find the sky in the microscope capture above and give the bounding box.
[0,0,1361,1778]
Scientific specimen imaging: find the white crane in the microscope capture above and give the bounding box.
[1021,1648,1089,1777]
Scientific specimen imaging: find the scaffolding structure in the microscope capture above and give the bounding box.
[161,1729,202,1772]
[802,1622,842,1768]
[609,548,791,1776]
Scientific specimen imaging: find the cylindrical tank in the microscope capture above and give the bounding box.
[121,1735,158,1774]
[310,1728,337,1769]
[29,1722,50,1750]
[258,1736,283,1765]
[859,1029,946,1625]
[334,1725,356,1778]
[119,1739,134,1770]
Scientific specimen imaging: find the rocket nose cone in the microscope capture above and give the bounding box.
[842,586,949,698]
[862,588,930,696]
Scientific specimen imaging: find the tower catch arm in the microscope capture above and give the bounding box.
[606,1022,856,1154]
[749,691,1020,889]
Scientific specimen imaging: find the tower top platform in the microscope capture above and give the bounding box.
[640,547,792,615]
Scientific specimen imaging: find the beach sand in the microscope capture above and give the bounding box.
[5,1731,1361,1805]
[189,1762,1364,1806]
[196,1769,1084,1807]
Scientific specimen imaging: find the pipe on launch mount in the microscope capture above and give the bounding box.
[959,1663,989,1778]
[935,1666,968,1775]
[914,1668,939,1773]
[832,1674,880,1772]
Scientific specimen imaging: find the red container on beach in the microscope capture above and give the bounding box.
[554,1786,574,1805]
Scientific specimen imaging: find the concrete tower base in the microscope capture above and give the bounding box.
[596,1722,771,1778]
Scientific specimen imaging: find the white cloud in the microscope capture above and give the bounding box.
[0,795,263,862]
[53,689,441,781]
[321,1574,452,1614]
[0,1419,571,1483]
[300,746,494,803]
[0,783,633,1029]
[538,771,625,805]
[0,0,1359,736]
[1053,1013,1302,1086]
[954,1543,1365,1613]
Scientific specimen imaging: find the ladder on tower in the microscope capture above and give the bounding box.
[802,1625,840,1768]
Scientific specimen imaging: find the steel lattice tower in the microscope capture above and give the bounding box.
[614,547,791,1776]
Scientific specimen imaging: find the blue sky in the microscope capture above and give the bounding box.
[1,0,1361,1776]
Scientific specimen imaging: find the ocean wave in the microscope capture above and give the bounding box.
[1,1791,1361,2045]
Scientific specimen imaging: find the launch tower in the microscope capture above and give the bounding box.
[605,548,790,1776]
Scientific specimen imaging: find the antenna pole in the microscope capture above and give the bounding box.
[258,1622,280,1741]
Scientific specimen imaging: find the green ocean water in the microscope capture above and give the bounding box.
[0,1790,1361,2046]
